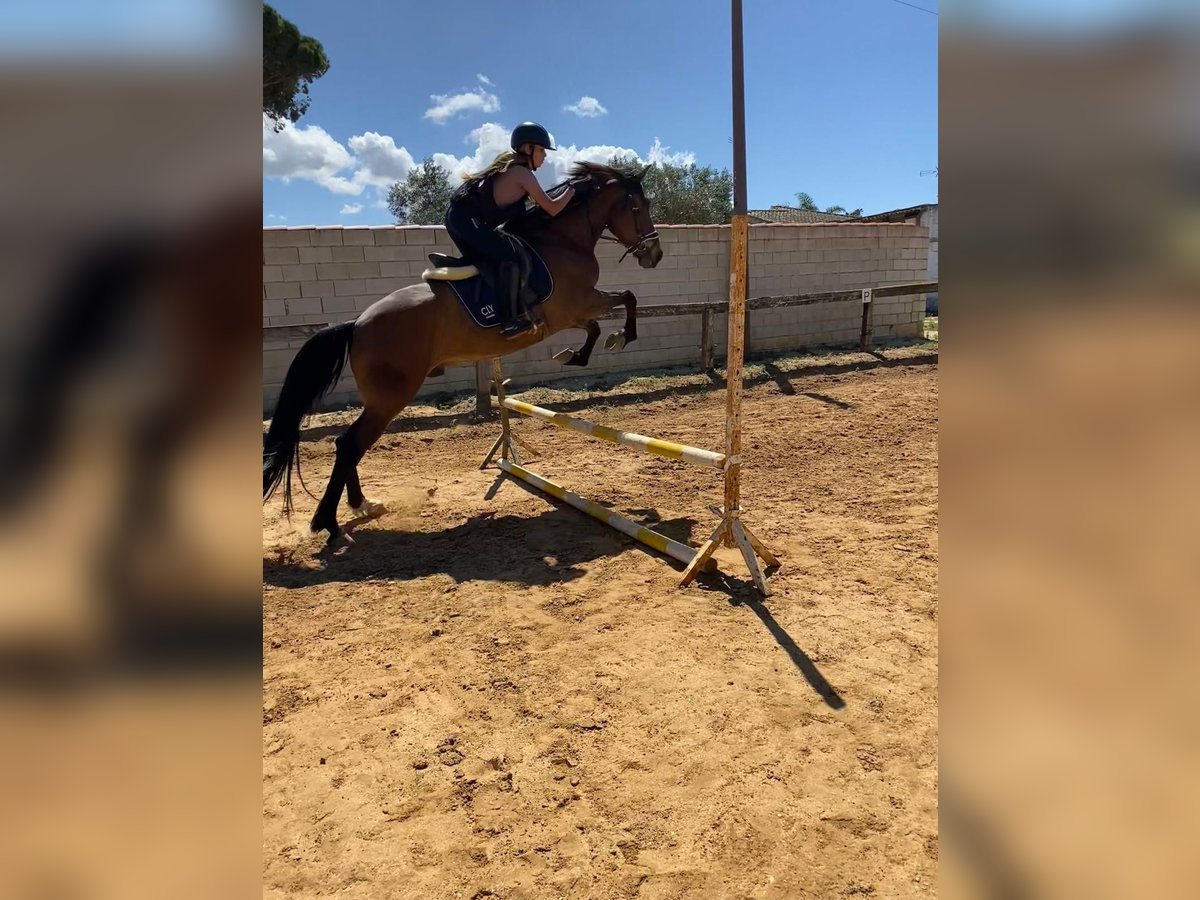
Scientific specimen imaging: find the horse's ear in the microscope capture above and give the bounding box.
[638,164,651,179]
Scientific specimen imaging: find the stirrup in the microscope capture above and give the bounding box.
[500,318,532,339]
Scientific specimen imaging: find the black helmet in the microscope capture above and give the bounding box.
[510,122,556,152]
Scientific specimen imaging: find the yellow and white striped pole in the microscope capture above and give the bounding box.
[502,399,726,470]
[497,459,698,566]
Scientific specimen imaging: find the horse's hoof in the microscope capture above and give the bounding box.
[327,529,355,553]
[351,499,387,519]
[552,348,577,365]
[605,332,627,351]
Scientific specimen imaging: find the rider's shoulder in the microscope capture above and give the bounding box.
[505,165,534,182]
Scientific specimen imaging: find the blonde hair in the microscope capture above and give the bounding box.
[462,148,532,183]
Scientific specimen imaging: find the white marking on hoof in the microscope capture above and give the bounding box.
[329,530,355,554]
[605,332,627,351]
[552,348,576,364]
[351,499,387,519]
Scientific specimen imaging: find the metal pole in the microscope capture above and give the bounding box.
[731,0,747,217]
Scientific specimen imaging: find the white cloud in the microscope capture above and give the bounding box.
[431,122,512,184]
[264,114,702,215]
[424,88,501,124]
[563,96,608,118]
[646,137,695,168]
[262,115,358,194]
[263,115,417,200]
[539,142,642,186]
[266,213,287,221]
[476,73,493,86]
[346,131,415,189]
[428,122,652,191]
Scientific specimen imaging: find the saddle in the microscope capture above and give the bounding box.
[419,238,554,331]
[423,252,478,281]
[422,235,535,283]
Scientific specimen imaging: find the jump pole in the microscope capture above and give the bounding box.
[483,359,712,572]
[496,460,699,567]
[501,399,726,470]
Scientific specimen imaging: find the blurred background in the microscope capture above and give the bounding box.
[942,1,1200,897]
[1,0,1197,896]
[1,1,262,896]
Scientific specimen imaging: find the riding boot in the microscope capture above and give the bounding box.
[498,261,532,339]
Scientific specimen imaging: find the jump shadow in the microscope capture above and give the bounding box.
[665,561,845,710]
[511,457,844,709]
[539,347,935,420]
[263,503,702,592]
[694,564,844,709]
[736,596,846,709]
[801,392,852,410]
[761,361,797,396]
[266,473,845,710]
[497,470,703,546]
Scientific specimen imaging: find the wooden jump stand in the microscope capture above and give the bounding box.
[480,218,778,596]
[483,1,778,594]
[680,212,779,594]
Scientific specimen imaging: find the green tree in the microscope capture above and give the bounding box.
[795,192,819,212]
[387,159,455,225]
[794,192,862,217]
[263,4,330,130]
[610,156,733,224]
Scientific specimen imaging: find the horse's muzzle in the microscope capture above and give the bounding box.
[636,236,663,268]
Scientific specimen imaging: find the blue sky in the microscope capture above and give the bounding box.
[263,0,938,226]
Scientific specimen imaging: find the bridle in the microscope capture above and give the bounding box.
[581,178,660,262]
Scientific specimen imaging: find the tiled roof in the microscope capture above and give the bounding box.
[859,203,936,223]
[747,206,858,224]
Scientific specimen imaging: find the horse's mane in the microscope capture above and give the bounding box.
[564,161,646,187]
[505,161,646,239]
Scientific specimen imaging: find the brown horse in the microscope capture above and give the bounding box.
[264,162,663,547]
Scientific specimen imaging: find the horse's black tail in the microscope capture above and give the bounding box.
[263,322,354,514]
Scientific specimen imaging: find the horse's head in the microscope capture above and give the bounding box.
[571,163,663,268]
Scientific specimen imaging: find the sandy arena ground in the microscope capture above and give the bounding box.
[263,346,938,898]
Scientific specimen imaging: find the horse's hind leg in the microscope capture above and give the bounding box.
[345,460,384,518]
[311,405,393,545]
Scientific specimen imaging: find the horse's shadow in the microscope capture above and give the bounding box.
[263,503,705,591]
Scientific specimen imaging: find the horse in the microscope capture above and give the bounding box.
[263,161,664,548]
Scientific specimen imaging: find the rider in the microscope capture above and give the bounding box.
[445,122,576,338]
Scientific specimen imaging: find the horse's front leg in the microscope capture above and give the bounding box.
[552,319,601,367]
[604,289,637,351]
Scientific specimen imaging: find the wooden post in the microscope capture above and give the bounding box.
[475,360,491,416]
[859,288,874,351]
[481,358,526,469]
[679,0,778,596]
[723,214,749,540]
[701,307,714,370]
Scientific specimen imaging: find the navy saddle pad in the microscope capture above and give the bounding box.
[439,238,555,329]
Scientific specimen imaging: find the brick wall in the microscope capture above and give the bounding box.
[263,222,929,411]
